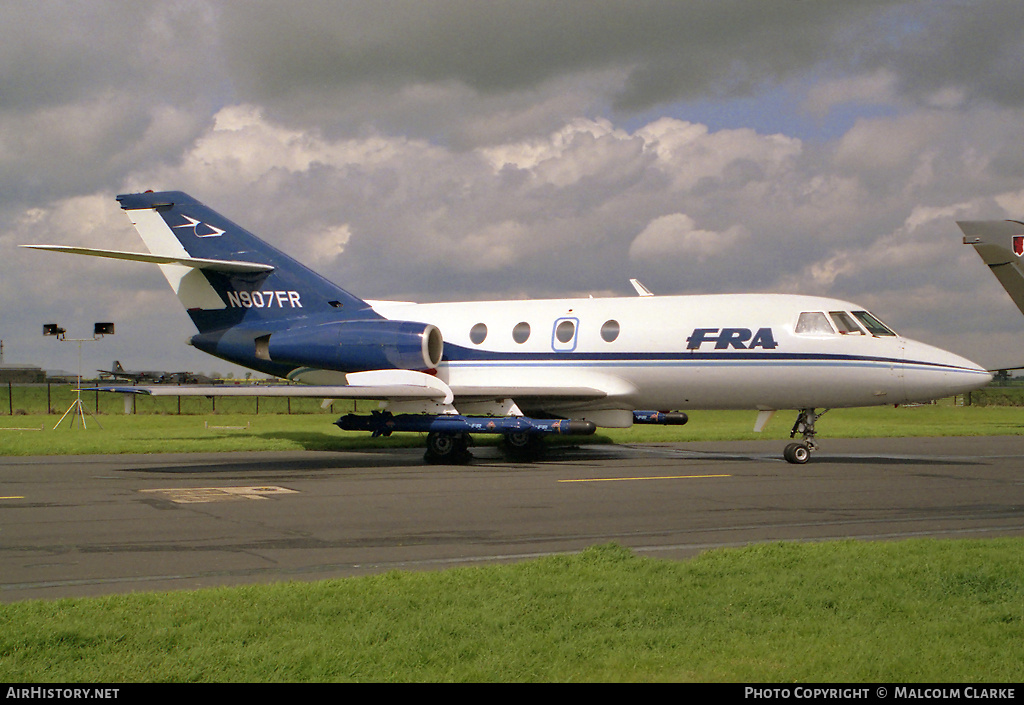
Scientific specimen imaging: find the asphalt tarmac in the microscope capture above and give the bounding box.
[2,436,1023,602]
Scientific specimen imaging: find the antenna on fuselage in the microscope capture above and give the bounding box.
[630,279,654,296]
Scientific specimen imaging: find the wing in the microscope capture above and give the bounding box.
[98,369,454,403]
[93,369,609,410]
[102,384,451,400]
[95,383,608,403]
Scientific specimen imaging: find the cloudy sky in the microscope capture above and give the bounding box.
[3,0,1024,378]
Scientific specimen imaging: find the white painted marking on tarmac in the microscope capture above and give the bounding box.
[139,485,297,504]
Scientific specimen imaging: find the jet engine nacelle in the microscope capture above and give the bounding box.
[264,319,444,373]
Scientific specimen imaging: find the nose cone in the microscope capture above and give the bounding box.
[901,339,992,402]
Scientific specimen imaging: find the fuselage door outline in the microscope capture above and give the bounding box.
[551,316,579,352]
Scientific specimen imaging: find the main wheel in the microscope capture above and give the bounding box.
[501,431,544,461]
[783,442,811,464]
[424,432,472,465]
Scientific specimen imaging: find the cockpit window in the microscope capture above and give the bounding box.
[829,311,865,335]
[852,310,897,336]
[795,312,834,335]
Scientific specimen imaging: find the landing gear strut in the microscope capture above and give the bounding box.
[784,408,829,464]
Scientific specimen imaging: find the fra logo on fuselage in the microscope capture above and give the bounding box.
[686,327,778,350]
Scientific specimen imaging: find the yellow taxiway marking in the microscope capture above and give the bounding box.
[1,496,25,500]
[558,474,731,483]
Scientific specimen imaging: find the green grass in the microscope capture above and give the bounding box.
[1,541,1021,682]
[1,402,1022,456]
[3,386,1022,682]
[0,413,427,455]
[602,404,1024,444]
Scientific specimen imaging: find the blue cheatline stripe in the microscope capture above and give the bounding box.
[446,360,988,375]
[440,347,987,374]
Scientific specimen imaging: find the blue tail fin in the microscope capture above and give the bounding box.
[117,191,377,335]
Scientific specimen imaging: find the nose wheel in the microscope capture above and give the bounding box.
[783,442,811,464]
[784,408,828,464]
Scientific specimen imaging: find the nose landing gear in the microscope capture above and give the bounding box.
[784,408,829,464]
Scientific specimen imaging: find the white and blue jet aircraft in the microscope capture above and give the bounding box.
[25,191,991,464]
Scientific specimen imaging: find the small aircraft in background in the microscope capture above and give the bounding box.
[97,360,216,384]
[24,191,991,464]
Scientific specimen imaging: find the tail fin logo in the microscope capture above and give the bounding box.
[173,216,225,238]
[1013,235,1024,257]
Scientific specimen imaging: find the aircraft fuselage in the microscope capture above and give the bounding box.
[280,292,989,425]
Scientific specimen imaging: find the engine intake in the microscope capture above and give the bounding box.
[265,319,443,373]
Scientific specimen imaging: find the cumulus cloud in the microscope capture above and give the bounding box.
[629,214,746,263]
[5,1,1024,375]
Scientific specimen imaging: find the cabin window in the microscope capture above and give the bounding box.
[555,319,576,344]
[852,310,897,336]
[829,311,865,335]
[470,323,487,345]
[601,319,620,342]
[795,311,834,335]
[512,321,531,344]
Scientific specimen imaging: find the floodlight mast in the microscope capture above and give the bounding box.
[44,322,114,429]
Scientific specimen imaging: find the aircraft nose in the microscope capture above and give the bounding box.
[901,339,992,402]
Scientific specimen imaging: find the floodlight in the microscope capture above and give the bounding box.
[41,320,115,429]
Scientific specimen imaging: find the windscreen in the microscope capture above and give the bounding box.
[852,311,897,336]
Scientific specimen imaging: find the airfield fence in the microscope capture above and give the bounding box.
[2,382,361,416]
[4,381,1024,416]
[964,385,1024,406]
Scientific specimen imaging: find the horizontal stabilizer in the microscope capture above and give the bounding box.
[21,245,275,274]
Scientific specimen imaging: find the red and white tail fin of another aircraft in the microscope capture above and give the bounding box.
[960,219,1024,316]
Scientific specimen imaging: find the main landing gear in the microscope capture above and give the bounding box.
[338,412,596,466]
[423,431,546,464]
[783,408,829,464]
[500,431,546,462]
[424,432,474,465]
